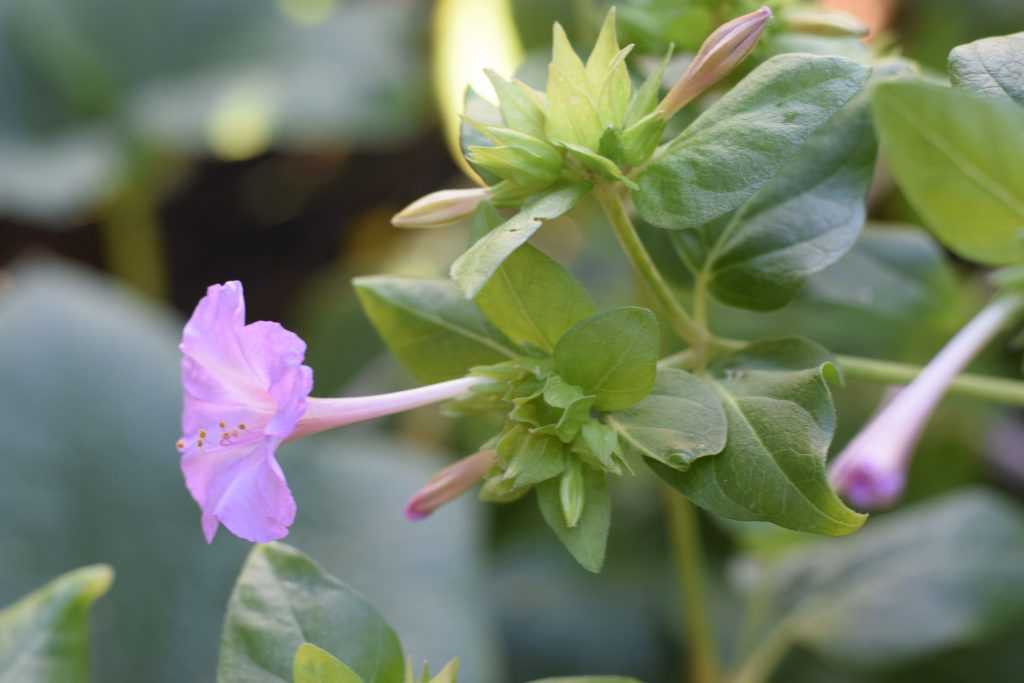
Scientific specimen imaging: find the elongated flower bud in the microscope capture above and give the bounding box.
[405,450,498,520]
[830,296,1024,509]
[657,6,772,119]
[392,188,489,229]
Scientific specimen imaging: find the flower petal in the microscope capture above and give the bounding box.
[238,321,313,437]
[181,438,296,543]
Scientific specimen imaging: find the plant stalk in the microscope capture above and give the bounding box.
[664,491,720,683]
[100,186,168,300]
[595,185,709,350]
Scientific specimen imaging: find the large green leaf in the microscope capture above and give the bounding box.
[451,183,591,298]
[655,338,865,535]
[0,565,112,683]
[537,468,611,573]
[293,644,363,683]
[674,79,877,311]
[218,543,404,683]
[0,262,500,683]
[475,243,595,353]
[634,54,869,231]
[738,491,1024,677]
[872,80,1024,265]
[949,32,1024,105]
[554,307,660,411]
[606,367,727,470]
[353,276,515,383]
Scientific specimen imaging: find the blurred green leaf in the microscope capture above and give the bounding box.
[674,79,876,311]
[554,307,659,411]
[655,338,865,535]
[872,80,1024,265]
[353,276,516,383]
[218,543,404,683]
[635,54,869,231]
[538,467,610,572]
[0,565,113,683]
[607,367,727,471]
[293,643,364,683]
[528,678,644,683]
[451,183,592,298]
[949,32,1024,105]
[475,243,596,353]
[740,491,1024,677]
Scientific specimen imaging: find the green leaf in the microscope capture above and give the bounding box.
[949,32,1024,105]
[474,243,595,352]
[678,80,877,311]
[498,426,567,489]
[554,307,659,411]
[528,679,643,683]
[538,467,611,572]
[625,46,672,127]
[739,491,1024,674]
[607,367,727,471]
[546,24,604,149]
[353,275,515,383]
[485,70,547,139]
[561,143,638,188]
[0,565,113,683]
[218,543,405,683]
[451,183,592,298]
[872,80,1024,265]
[635,54,870,231]
[293,644,364,683]
[655,338,866,536]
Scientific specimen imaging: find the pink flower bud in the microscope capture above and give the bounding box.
[405,450,498,520]
[392,188,489,228]
[657,6,772,118]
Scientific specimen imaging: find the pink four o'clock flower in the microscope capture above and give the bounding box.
[178,281,486,544]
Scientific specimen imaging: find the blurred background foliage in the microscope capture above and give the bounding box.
[2,1,1024,682]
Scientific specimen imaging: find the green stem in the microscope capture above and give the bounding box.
[100,186,168,300]
[728,628,791,683]
[595,185,709,349]
[709,315,1024,407]
[664,491,720,683]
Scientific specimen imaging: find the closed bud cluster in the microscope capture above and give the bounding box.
[443,359,629,526]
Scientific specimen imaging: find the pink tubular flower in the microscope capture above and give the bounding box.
[829,296,1024,510]
[178,282,486,543]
